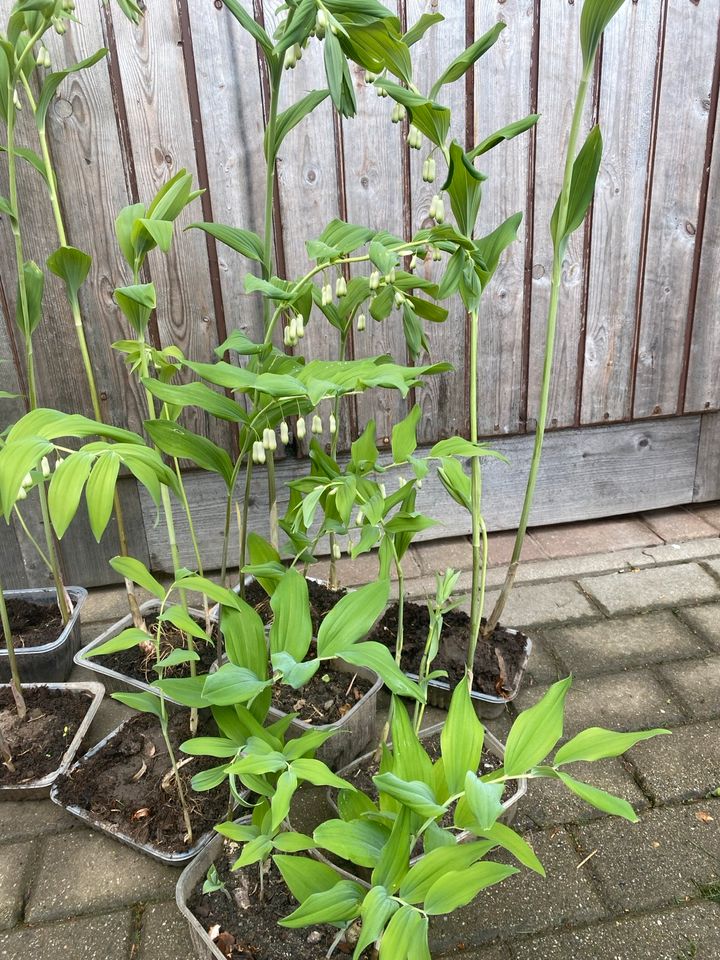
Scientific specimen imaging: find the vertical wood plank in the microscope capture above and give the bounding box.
[580,0,661,425]
[693,411,720,501]
[526,0,592,429]
[633,0,719,419]
[475,0,534,437]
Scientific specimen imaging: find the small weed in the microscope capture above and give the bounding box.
[676,937,697,959]
[698,879,720,904]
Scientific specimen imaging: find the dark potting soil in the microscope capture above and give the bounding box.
[370,601,528,698]
[0,686,89,785]
[55,711,228,854]
[190,849,369,959]
[243,578,347,635]
[1,597,63,650]
[95,613,218,684]
[271,666,372,726]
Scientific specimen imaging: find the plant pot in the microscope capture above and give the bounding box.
[50,714,234,866]
[0,680,104,800]
[0,587,88,683]
[416,631,533,721]
[74,599,208,705]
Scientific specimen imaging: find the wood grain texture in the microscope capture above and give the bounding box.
[580,0,661,425]
[474,0,534,436]
[693,411,720,502]
[633,0,719,419]
[527,0,592,430]
[140,414,702,572]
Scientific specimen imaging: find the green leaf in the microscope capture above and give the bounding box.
[135,218,174,253]
[437,456,471,512]
[86,627,151,659]
[144,419,234,487]
[390,698,433,784]
[317,219,374,255]
[273,855,342,905]
[340,642,423,701]
[441,679,485,794]
[474,212,523,289]
[279,880,364,928]
[112,690,163,719]
[192,765,230,792]
[424,861,518,914]
[143,379,246,424]
[379,905,428,960]
[553,726,671,766]
[314,819,389,869]
[442,140,486,237]
[202,664,271,707]
[247,533,282,596]
[403,13,443,46]
[85,452,120,541]
[551,125,603,249]
[36,48,107,132]
[555,771,640,822]
[271,768,298,831]
[271,90,330,156]
[0,437,52,519]
[372,806,412,893]
[372,773,445,819]
[16,261,44,338]
[503,677,573,777]
[270,568,312,664]
[215,329,266,357]
[369,238,400,275]
[188,221,264,262]
[46,246,91,299]
[272,652,319,689]
[232,834,274,869]
[399,840,494,904]
[353,886,399,960]
[462,772,504,831]
[316,579,389,658]
[48,451,93,538]
[290,758,353,791]
[323,28,356,118]
[114,283,156,335]
[223,0,273,56]
[154,648,200,672]
[159,605,209,642]
[391,404,420,464]
[109,555,166,600]
[469,114,540,160]
[173,575,242,610]
[473,820,545,876]
[180,737,239,758]
[373,78,450,147]
[580,0,627,68]
[222,603,267,679]
[0,145,49,184]
[152,675,211,708]
[214,821,259,842]
[430,22,505,97]
[430,437,507,461]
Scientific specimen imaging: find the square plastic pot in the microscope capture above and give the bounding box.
[0,680,104,800]
[0,587,88,683]
[50,714,234,866]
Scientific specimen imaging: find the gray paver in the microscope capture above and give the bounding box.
[574,799,720,913]
[438,944,512,960]
[580,564,719,616]
[543,610,710,677]
[0,842,34,930]
[428,828,605,952]
[26,829,177,923]
[0,910,132,960]
[679,602,720,650]
[657,655,720,721]
[0,800,75,843]
[512,671,683,739]
[531,517,662,557]
[629,719,720,803]
[509,901,720,960]
[138,901,195,960]
[459,580,597,629]
[520,758,649,828]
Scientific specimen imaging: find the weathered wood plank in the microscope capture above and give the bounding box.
[633,0,719,419]
[581,0,661,424]
[527,0,592,429]
[140,415,702,572]
[0,512,31,590]
[475,0,534,436]
[693,411,720,502]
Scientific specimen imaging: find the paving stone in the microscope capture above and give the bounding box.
[81,585,153,625]
[437,943,512,960]
[521,634,567,687]
[0,841,34,930]
[543,611,710,677]
[0,800,75,843]
[702,557,720,584]
[574,799,720,914]
[459,580,597,630]
[428,828,605,952]
[309,549,420,587]
[26,829,178,923]
[629,719,720,803]
[138,901,195,960]
[642,507,720,544]
[414,536,474,573]
[657,656,720,721]
[530,517,662,558]
[509,901,720,960]
[85,695,134,747]
[690,501,720,531]
[678,602,720,651]
[580,564,719,616]
[520,758,649,829]
[484,531,547,568]
[0,910,133,960]
[513,671,682,739]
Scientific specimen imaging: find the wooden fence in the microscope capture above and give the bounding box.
[2,0,720,586]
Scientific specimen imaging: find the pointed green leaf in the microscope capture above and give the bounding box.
[580,0,627,68]
[424,861,518,914]
[109,555,166,600]
[554,726,671,766]
[316,579,389,658]
[430,22,505,97]
[441,679,485,794]
[85,452,120,541]
[279,880,364,928]
[556,770,640,822]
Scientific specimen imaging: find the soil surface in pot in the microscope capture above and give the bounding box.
[370,601,528,698]
[271,666,372,725]
[190,849,369,959]
[1,597,63,650]
[93,613,218,684]
[243,579,347,634]
[55,711,228,854]
[0,686,89,785]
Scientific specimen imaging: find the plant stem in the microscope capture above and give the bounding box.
[37,481,71,624]
[327,332,348,590]
[238,456,254,591]
[484,67,592,638]
[262,71,281,291]
[467,308,483,678]
[159,708,194,844]
[13,504,52,572]
[0,575,26,719]
[266,448,278,550]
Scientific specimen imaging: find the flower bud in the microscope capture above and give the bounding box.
[397,475,406,488]
[22,472,33,489]
[41,457,51,478]
[335,275,347,298]
[316,9,327,36]
[409,255,419,271]
[13,89,21,110]
[432,245,442,262]
[379,483,386,499]
[55,456,64,470]
[427,157,436,182]
[355,509,364,526]
[417,478,423,489]
[435,197,446,224]
[365,71,378,84]
[284,46,297,70]
[429,195,438,219]
[54,18,67,35]
[16,486,27,501]
[321,282,332,306]
[280,421,290,445]
[332,543,342,560]
[357,313,366,332]
[386,268,396,284]
[296,417,306,440]
[394,291,405,308]
[263,428,276,452]
[296,315,305,339]
[369,270,380,292]
[408,124,421,149]
[252,441,262,464]
[346,537,355,556]
[329,413,337,435]
[311,414,323,435]
[376,85,388,98]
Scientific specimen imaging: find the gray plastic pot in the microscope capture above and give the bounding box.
[414,631,533,720]
[50,714,233,866]
[0,680,104,800]
[74,599,208,704]
[0,587,88,683]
